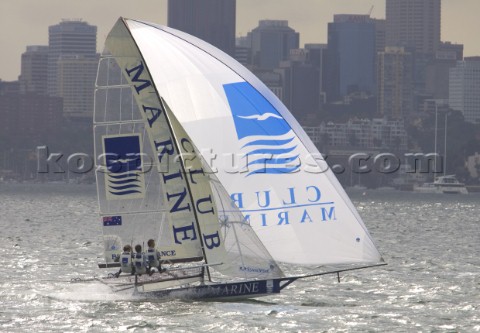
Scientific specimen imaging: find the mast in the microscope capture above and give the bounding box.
[444,112,448,176]
[434,103,438,176]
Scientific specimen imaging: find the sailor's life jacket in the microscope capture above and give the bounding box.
[133,252,147,275]
[147,248,160,268]
[120,252,133,274]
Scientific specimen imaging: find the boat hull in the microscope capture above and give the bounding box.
[97,270,292,300]
[142,279,285,300]
[413,185,468,194]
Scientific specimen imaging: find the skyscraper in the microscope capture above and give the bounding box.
[47,20,97,118]
[277,48,321,120]
[56,54,99,118]
[250,20,299,70]
[168,0,236,56]
[449,57,480,124]
[377,47,414,119]
[425,42,464,100]
[19,45,49,95]
[386,0,441,55]
[326,15,376,101]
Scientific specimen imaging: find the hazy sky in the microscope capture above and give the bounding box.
[1,0,479,81]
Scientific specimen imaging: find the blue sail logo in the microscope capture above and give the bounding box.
[223,82,300,176]
[103,134,145,199]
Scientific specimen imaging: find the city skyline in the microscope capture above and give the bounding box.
[1,0,479,81]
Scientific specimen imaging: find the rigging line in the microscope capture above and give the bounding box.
[102,57,109,123]
[96,83,132,89]
[94,119,145,126]
[131,85,135,125]
[277,263,388,288]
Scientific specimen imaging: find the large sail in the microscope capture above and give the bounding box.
[94,20,204,263]
[118,18,382,266]
[95,18,283,281]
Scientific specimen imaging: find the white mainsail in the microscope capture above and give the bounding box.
[95,21,203,263]
[94,18,283,281]
[118,18,382,266]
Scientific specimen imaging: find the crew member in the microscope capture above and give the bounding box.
[133,244,147,275]
[146,239,162,275]
[115,244,134,277]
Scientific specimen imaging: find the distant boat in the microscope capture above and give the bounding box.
[414,175,468,194]
[92,17,385,300]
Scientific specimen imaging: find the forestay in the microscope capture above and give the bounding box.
[120,18,382,265]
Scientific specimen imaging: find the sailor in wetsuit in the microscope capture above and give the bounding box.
[146,239,162,275]
[115,244,134,277]
[133,244,147,275]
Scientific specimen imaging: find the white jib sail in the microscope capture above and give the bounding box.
[119,18,382,265]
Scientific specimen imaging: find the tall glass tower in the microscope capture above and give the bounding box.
[249,20,299,70]
[47,20,97,118]
[326,15,376,101]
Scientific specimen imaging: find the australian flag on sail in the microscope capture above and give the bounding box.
[103,215,123,226]
[103,134,145,200]
[223,82,300,176]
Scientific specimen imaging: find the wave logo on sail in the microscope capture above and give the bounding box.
[223,82,301,176]
[103,134,145,200]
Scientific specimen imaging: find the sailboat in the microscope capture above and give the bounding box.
[93,17,384,300]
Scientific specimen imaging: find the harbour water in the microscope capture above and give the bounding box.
[1,183,479,332]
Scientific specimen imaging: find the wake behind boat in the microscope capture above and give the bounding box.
[91,17,384,300]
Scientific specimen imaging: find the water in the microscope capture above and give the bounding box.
[1,183,479,332]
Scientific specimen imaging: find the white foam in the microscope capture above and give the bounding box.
[47,282,139,301]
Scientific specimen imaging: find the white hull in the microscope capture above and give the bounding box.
[414,186,468,194]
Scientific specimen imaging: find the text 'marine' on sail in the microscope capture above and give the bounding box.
[95,18,382,271]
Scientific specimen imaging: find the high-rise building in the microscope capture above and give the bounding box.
[425,42,464,100]
[373,19,386,55]
[168,0,236,56]
[19,45,49,95]
[56,54,99,118]
[377,47,415,119]
[277,49,321,120]
[47,20,97,118]
[305,43,328,105]
[0,80,20,95]
[449,57,480,124]
[235,36,252,67]
[326,14,376,102]
[386,0,441,55]
[250,20,299,70]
